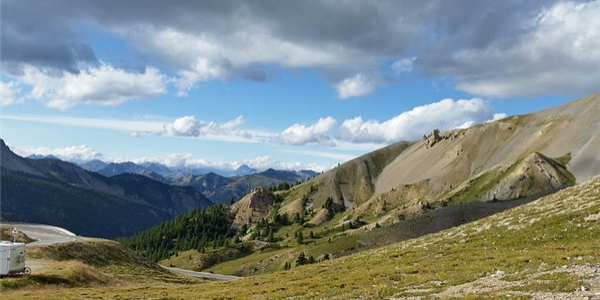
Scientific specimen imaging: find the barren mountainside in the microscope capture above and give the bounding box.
[276,92,599,228]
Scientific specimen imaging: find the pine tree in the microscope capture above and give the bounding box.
[296,231,304,244]
[267,228,275,242]
[296,252,307,266]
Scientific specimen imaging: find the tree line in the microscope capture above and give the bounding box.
[117,204,236,262]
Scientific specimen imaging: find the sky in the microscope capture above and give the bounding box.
[1,0,599,173]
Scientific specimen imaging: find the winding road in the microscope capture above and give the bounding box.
[0,222,241,281]
[0,222,77,247]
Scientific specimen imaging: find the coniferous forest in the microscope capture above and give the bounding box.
[117,204,236,262]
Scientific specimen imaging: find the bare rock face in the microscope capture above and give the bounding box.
[423,129,461,148]
[483,152,573,201]
[230,187,278,229]
[424,129,441,148]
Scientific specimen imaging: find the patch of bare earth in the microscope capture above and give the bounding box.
[388,264,600,300]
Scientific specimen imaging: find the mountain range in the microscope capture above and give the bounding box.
[78,159,317,204]
[279,91,599,230]
[1,92,599,299]
[1,140,318,237]
[119,91,600,276]
[3,91,599,248]
[77,159,259,178]
[0,139,212,238]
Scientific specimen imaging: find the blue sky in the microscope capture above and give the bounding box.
[1,0,599,172]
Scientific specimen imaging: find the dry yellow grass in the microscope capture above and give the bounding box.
[2,176,598,299]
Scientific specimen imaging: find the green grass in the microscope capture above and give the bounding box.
[513,272,583,293]
[2,177,598,299]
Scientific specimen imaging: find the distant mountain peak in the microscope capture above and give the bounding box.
[234,164,257,176]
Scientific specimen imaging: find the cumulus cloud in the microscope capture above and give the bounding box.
[18,64,167,109]
[273,117,337,146]
[337,98,497,143]
[13,144,103,162]
[433,1,600,97]
[143,115,252,141]
[2,0,598,101]
[130,153,330,173]
[1,81,23,106]
[336,74,376,99]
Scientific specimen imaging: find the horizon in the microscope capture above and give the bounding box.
[2,1,599,173]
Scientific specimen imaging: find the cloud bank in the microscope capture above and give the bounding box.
[337,98,499,144]
[151,98,502,146]
[20,65,167,109]
[2,0,599,104]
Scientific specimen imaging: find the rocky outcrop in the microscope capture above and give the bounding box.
[423,129,461,148]
[230,187,278,229]
[424,129,441,148]
[482,152,574,201]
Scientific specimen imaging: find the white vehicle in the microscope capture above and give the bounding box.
[0,241,30,277]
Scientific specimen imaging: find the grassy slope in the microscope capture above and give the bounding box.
[4,176,598,299]
[0,239,199,293]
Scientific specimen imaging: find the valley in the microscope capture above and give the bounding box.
[1,91,600,299]
[1,174,598,299]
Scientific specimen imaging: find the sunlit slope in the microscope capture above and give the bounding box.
[276,93,599,228]
[6,175,597,299]
[376,91,600,197]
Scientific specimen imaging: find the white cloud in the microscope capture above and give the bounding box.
[1,114,165,132]
[451,1,600,97]
[14,143,331,173]
[391,56,417,75]
[130,153,330,173]
[127,26,350,96]
[336,74,376,99]
[175,57,230,96]
[160,115,247,137]
[18,64,167,109]
[337,98,498,143]
[13,144,103,162]
[0,81,23,106]
[1,113,267,144]
[281,148,358,162]
[273,117,337,146]
[489,113,508,122]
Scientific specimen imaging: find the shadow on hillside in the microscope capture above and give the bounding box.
[347,194,545,255]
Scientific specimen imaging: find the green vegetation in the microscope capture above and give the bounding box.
[3,176,598,299]
[0,239,194,292]
[116,204,235,262]
[514,272,583,293]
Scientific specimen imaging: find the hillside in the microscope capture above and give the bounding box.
[270,92,600,231]
[0,239,196,293]
[0,141,212,238]
[114,92,597,277]
[197,175,600,299]
[377,91,600,191]
[3,175,598,299]
[2,92,598,299]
